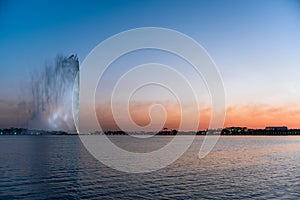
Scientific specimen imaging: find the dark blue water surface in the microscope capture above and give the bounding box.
[0,136,299,199]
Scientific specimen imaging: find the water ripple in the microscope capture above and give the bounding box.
[0,136,299,199]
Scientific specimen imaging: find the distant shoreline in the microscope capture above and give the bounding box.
[1,134,300,137]
[1,127,300,136]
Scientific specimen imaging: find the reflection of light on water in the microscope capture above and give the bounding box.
[190,136,300,171]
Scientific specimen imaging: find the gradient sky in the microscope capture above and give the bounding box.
[1,0,300,129]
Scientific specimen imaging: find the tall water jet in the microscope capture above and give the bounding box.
[25,55,79,132]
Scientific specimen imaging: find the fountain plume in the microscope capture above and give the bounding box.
[21,55,79,132]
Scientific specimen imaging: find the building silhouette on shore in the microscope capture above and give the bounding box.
[1,126,300,135]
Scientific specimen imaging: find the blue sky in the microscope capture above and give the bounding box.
[1,0,300,128]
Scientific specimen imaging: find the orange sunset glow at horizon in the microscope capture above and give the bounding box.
[94,102,300,131]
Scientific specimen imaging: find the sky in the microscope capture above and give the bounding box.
[1,0,300,130]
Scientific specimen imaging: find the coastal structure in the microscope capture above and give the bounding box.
[265,126,288,131]
[2,126,300,135]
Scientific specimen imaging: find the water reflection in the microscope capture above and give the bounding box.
[0,136,299,199]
